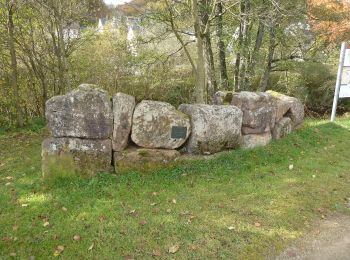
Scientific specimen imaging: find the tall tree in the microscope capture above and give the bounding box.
[4,0,23,127]
[216,0,228,90]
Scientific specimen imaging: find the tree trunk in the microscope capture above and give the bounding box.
[7,2,24,127]
[216,0,229,90]
[201,0,217,100]
[238,0,251,91]
[246,19,265,89]
[54,1,69,94]
[259,26,276,91]
[235,0,250,91]
[192,0,206,103]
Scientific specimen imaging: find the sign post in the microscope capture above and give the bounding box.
[331,42,350,121]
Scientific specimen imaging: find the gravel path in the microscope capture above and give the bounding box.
[276,214,350,260]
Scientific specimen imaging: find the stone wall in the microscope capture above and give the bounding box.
[42,84,304,176]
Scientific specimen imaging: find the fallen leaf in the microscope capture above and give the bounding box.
[228,226,235,230]
[43,222,50,227]
[150,202,157,206]
[289,164,294,170]
[152,192,158,196]
[57,245,64,252]
[73,235,81,241]
[61,207,68,212]
[166,209,171,213]
[152,249,162,256]
[12,225,18,231]
[139,220,147,226]
[98,215,106,222]
[9,252,16,257]
[172,199,177,204]
[21,204,28,207]
[6,176,13,180]
[54,245,64,256]
[168,244,180,254]
[254,222,261,227]
[88,243,94,251]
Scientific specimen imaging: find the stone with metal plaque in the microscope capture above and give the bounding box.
[171,126,187,139]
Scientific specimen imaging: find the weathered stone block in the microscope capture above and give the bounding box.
[242,132,272,149]
[231,91,277,134]
[114,148,180,173]
[266,90,304,128]
[178,104,243,154]
[272,117,292,140]
[46,84,113,139]
[131,100,191,149]
[42,137,112,177]
[112,93,135,151]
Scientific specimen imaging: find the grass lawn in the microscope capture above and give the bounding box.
[1,119,350,259]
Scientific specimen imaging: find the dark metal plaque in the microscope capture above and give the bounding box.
[171,126,187,139]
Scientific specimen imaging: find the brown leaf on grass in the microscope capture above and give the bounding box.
[139,220,147,226]
[6,176,13,180]
[43,221,50,227]
[129,209,138,217]
[57,245,64,252]
[254,222,261,227]
[54,245,64,256]
[73,235,81,241]
[168,244,180,254]
[152,249,162,256]
[189,244,198,251]
[98,215,106,222]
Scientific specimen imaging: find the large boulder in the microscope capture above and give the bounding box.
[114,148,180,173]
[178,104,243,154]
[42,138,112,177]
[266,90,304,128]
[46,84,113,139]
[272,117,292,140]
[242,132,272,149]
[112,93,135,151]
[131,101,191,149]
[231,91,276,135]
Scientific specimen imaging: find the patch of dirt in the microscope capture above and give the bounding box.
[276,214,350,260]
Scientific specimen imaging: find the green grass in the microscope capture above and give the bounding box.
[1,119,350,259]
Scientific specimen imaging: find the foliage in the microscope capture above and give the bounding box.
[0,0,349,127]
[308,0,350,45]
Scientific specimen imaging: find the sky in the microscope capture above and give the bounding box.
[104,0,132,6]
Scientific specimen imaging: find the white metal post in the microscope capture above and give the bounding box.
[331,42,347,122]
